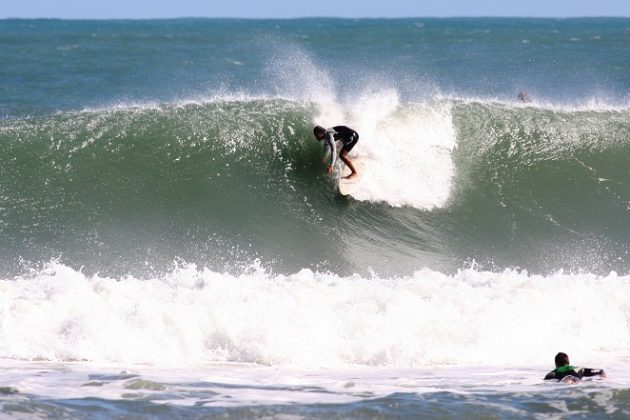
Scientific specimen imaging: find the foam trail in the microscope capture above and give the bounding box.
[2,261,629,368]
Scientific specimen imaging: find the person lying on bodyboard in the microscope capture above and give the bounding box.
[544,352,606,383]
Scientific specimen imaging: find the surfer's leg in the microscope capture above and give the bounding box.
[340,151,357,179]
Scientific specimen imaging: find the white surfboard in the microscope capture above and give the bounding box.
[338,159,364,196]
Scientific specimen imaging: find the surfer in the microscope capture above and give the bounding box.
[313,125,359,179]
[544,352,606,382]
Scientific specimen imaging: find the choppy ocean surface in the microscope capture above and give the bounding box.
[1,17,630,418]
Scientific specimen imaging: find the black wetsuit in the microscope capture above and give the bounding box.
[544,365,605,381]
[322,126,359,167]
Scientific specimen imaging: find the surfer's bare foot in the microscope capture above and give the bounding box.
[343,173,357,180]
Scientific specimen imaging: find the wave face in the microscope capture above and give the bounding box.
[449,101,630,273]
[2,98,630,276]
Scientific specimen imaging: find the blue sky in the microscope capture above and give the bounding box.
[2,0,629,19]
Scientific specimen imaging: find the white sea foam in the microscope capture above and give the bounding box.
[308,89,457,209]
[337,91,456,209]
[2,261,629,368]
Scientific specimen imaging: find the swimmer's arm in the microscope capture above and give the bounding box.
[577,367,606,378]
[543,370,557,380]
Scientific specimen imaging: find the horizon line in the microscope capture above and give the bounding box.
[2,15,630,21]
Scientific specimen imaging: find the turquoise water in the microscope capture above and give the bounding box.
[1,18,630,418]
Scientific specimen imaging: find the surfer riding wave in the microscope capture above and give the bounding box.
[313,125,359,179]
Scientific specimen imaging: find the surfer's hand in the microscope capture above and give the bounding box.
[327,165,333,174]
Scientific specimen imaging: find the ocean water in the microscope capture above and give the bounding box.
[1,17,630,418]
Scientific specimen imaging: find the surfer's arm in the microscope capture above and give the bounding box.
[543,370,557,380]
[322,143,330,163]
[324,131,336,169]
[576,367,606,378]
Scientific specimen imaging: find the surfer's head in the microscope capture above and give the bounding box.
[554,352,570,367]
[313,125,326,140]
